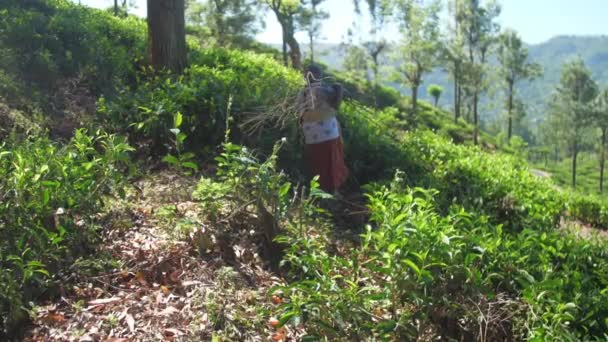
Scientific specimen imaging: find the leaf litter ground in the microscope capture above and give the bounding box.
[25,171,301,342]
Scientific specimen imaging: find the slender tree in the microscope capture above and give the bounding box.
[353,0,392,102]
[428,84,443,108]
[508,97,528,136]
[392,0,440,118]
[549,58,598,188]
[458,0,501,144]
[299,0,328,64]
[265,0,303,69]
[497,29,541,140]
[595,89,608,193]
[147,0,188,73]
[444,0,467,123]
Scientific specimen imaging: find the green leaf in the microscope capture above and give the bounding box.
[517,269,536,284]
[279,182,291,197]
[279,311,297,327]
[162,155,180,166]
[34,268,50,277]
[402,259,421,276]
[377,319,397,333]
[392,212,408,225]
[43,189,50,205]
[182,162,199,170]
[42,180,60,188]
[174,112,183,128]
[181,152,195,160]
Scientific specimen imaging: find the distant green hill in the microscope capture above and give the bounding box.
[298,35,608,126]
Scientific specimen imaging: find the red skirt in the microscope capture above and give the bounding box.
[306,137,349,193]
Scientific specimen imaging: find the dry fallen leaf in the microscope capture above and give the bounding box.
[156,306,180,317]
[271,327,287,342]
[268,317,280,327]
[181,280,202,287]
[161,285,170,295]
[136,271,149,287]
[169,270,181,283]
[125,313,135,333]
[42,313,66,324]
[163,328,184,340]
[88,297,122,305]
[271,295,283,305]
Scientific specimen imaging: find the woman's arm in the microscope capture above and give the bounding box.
[328,83,344,110]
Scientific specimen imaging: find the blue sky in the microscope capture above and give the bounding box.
[79,0,608,45]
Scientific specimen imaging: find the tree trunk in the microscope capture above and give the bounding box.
[433,96,439,108]
[213,0,226,46]
[454,74,460,123]
[309,30,314,64]
[507,81,514,140]
[282,35,288,67]
[147,0,187,74]
[601,128,607,193]
[285,34,301,70]
[114,0,119,15]
[372,55,379,107]
[572,143,578,189]
[411,84,418,119]
[473,92,479,145]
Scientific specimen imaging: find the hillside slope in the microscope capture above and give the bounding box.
[1,2,608,341]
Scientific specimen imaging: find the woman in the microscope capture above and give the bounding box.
[297,65,349,195]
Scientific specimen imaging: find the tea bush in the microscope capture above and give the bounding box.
[275,177,608,340]
[0,0,146,112]
[0,130,132,335]
[567,193,608,228]
[100,49,302,158]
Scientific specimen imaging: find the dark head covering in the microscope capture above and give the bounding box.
[305,64,323,83]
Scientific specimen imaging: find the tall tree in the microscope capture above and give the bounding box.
[458,0,501,145]
[265,0,303,69]
[508,97,527,137]
[549,58,598,188]
[444,0,467,123]
[392,0,440,118]
[353,0,392,102]
[299,0,328,64]
[594,89,608,193]
[497,29,541,140]
[147,0,187,73]
[186,0,262,47]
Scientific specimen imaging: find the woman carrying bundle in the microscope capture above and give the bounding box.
[297,65,349,196]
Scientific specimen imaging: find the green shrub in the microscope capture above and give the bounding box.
[567,193,608,228]
[275,176,608,340]
[0,0,146,111]
[0,129,132,335]
[101,49,302,157]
